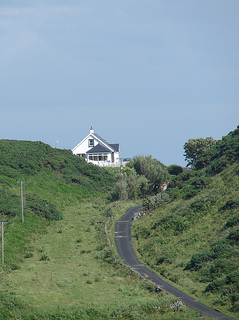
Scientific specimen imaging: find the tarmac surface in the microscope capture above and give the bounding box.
[114,205,237,320]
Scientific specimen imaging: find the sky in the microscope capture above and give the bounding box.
[1,0,239,166]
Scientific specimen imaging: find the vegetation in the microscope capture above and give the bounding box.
[0,139,200,319]
[167,164,183,176]
[183,137,216,168]
[132,126,239,319]
[111,155,169,201]
[1,126,238,319]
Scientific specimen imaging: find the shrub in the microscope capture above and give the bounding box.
[223,215,239,229]
[126,155,169,193]
[226,230,239,243]
[205,158,229,175]
[225,271,239,285]
[167,165,183,176]
[190,177,210,190]
[156,253,172,265]
[26,194,63,220]
[184,252,212,271]
[190,198,205,212]
[40,254,50,261]
[219,199,239,212]
[111,179,128,201]
[138,227,150,239]
[205,278,226,293]
[0,190,20,217]
[143,193,169,211]
[182,189,197,200]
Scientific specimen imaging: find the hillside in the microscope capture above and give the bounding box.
[132,126,239,319]
[0,140,204,320]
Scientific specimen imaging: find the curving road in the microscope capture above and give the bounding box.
[114,206,237,320]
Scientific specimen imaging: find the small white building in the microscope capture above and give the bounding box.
[72,127,120,166]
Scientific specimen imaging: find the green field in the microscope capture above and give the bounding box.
[0,127,238,319]
[0,140,210,319]
[132,128,239,320]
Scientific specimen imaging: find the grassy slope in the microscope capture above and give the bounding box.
[132,128,239,319]
[0,140,207,320]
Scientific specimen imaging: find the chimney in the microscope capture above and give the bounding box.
[90,126,94,134]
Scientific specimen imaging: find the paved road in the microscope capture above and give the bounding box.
[114,206,237,320]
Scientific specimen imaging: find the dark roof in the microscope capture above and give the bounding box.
[93,133,109,145]
[86,144,111,154]
[93,133,119,152]
[110,144,119,152]
[86,143,119,154]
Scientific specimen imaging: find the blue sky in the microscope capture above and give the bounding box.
[1,1,238,166]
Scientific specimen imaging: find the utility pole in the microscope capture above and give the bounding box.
[16,181,26,222]
[1,222,8,264]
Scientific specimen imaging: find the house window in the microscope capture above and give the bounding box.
[78,154,85,158]
[88,154,108,162]
[89,139,94,147]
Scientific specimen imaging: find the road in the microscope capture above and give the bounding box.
[114,206,237,320]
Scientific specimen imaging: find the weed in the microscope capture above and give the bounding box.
[39,254,50,261]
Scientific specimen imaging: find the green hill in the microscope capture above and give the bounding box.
[132,126,239,319]
[0,140,202,320]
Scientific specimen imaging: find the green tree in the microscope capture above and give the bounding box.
[184,137,216,168]
[126,155,169,193]
[112,178,128,201]
[167,164,183,175]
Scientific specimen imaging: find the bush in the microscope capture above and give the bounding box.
[223,215,239,229]
[111,179,128,201]
[190,198,205,212]
[26,194,63,220]
[0,190,20,217]
[219,199,239,212]
[182,189,197,200]
[226,230,239,243]
[190,177,210,190]
[206,158,229,175]
[156,253,172,265]
[184,252,212,271]
[167,165,183,176]
[126,155,169,194]
[40,254,50,261]
[205,278,226,293]
[194,126,239,172]
[143,193,169,211]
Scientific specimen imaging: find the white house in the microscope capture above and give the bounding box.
[72,127,120,166]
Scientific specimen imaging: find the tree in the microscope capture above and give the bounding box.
[111,155,169,200]
[167,164,183,175]
[183,137,216,168]
[126,155,169,193]
[111,170,149,200]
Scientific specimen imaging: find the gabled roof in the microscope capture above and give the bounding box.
[109,144,120,152]
[86,143,120,154]
[93,133,109,146]
[86,144,111,154]
[89,132,120,153]
[72,127,119,154]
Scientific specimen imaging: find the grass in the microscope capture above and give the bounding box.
[0,139,230,319]
[132,164,239,319]
[0,199,209,319]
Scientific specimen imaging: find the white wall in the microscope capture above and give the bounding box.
[72,134,94,155]
[72,134,120,164]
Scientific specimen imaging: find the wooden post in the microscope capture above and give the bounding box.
[1,222,8,264]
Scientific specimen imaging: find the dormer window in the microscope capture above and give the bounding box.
[89,139,94,147]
